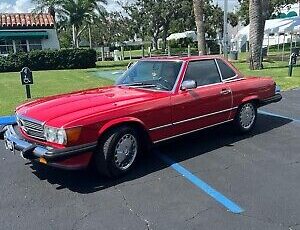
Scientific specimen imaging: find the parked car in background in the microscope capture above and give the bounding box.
[0,56,282,178]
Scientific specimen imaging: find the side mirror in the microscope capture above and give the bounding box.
[181,80,197,90]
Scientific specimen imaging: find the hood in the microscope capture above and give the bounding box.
[16,86,168,127]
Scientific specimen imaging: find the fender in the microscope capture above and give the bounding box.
[98,117,148,137]
[241,95,259,104]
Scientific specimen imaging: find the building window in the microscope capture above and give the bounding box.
[28,39,42,51]
[0,39,14,54]
[15,39,28,52]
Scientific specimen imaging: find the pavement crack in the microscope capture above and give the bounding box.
[184,207,212,222]
[115,186,152,230]
[240,213,284,227]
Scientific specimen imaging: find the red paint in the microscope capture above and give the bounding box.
[15,56,279,169]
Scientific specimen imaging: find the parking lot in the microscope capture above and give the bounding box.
[0,89,299,230]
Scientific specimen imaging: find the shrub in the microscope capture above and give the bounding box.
[0,49,96,72]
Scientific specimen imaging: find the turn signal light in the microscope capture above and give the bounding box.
[39,157,47,164]
[66,127,82,144]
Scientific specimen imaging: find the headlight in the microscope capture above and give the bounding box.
[44,126,67,145]
[44,126,82,145]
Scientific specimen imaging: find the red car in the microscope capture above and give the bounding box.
[1,56,282,178]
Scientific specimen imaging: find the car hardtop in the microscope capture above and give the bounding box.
[141,55,228,62]
[140,55,243,78]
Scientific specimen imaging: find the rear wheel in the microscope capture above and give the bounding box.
[94,126,140,178]
[234,102,257,133]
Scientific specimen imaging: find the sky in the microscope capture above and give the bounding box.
[0,0,240,13]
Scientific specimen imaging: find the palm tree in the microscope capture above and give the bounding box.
[193,0,206,55]
[32,0,64,19]
[61,0,106,48]
[249,0,269,70]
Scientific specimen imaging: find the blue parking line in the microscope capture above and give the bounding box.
[259,110,300,123]
[157,152,244,214]
[0,116,16,125]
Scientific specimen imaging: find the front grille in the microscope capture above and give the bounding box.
[18,117,45,141]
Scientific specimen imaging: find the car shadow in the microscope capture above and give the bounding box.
[29,113,292,194]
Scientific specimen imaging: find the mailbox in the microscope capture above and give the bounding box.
[20,67,33,85]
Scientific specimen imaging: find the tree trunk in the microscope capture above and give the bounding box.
[193,0,206,55]
[72,24,76,48]
[162,23,169,51]
[153,36,159,50]
[249,0,266,70]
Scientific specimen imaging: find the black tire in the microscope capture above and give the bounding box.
[234,102,257,133]
[93,126,141,178]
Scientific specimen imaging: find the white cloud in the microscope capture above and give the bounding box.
[0,0,34,13]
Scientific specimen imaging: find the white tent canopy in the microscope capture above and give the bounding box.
[167,31,197,41]
[235,17,300,39]
[234,16,300,50]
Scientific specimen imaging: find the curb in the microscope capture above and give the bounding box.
[0,116,16,125]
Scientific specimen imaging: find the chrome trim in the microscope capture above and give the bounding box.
[149,107,238,131]
[214,59,224,80]
[173,107,237,125]
[179,59,223,91]
[153,119,234,143]
[16,114,45,126]
[214,58,238,82]
[4,125,48,156]
[149,123,173,131]
[16,115,45,141]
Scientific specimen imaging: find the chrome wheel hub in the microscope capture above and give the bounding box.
[239,103,255,129]
[114,134,137,170]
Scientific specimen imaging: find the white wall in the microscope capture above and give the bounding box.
[0,28,60,50]
[41,29,60,50]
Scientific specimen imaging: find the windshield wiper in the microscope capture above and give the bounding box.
[123,82,157,88]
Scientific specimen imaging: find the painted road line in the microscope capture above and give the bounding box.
[259,110,300,124]
[157,152,244,214]
[0,116,16,125]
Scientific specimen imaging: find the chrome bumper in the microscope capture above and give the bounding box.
[1,125,97,162]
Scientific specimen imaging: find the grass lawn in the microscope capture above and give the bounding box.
[0,69,113,116]
[0,57,299,116]
[233,61,300,90]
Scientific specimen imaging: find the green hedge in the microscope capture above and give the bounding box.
[0,49,96,72]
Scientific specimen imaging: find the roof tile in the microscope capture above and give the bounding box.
[0,13,54,28]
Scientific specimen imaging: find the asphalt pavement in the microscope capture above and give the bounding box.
[0,89,299,230]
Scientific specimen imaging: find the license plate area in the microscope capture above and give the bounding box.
[4,137,15,154]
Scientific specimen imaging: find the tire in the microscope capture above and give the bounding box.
[234,102,257,133]
[94,126,141,178]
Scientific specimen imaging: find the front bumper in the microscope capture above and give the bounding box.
[259,93,282,106]
[1,124,97,164]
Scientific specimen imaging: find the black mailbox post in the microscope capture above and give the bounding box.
[20,67,33,98]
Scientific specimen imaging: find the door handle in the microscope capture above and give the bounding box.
[220,89,231,95]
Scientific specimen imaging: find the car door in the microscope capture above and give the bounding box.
[171,59,233,136]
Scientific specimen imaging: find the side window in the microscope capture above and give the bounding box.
[216,59,236,80]
[184,60,221,86]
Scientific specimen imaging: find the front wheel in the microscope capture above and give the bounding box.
[234,102,257,133]
[94,126,140,178]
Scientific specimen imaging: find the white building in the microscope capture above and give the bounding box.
[0,13,60,55]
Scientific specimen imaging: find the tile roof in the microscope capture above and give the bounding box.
[0,13,55,29]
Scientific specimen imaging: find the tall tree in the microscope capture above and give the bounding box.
[32,0,64,19]
[193,0,206,55]
[249,0,267,69]
[238,0,298,25]
[60,0,106,48]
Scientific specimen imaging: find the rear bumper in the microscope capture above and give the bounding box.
[1,125,96,169]
[259,93,282,106]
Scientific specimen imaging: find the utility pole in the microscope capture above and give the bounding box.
[223,0,228,59]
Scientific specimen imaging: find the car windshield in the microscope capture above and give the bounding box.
[116,60,182,91]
